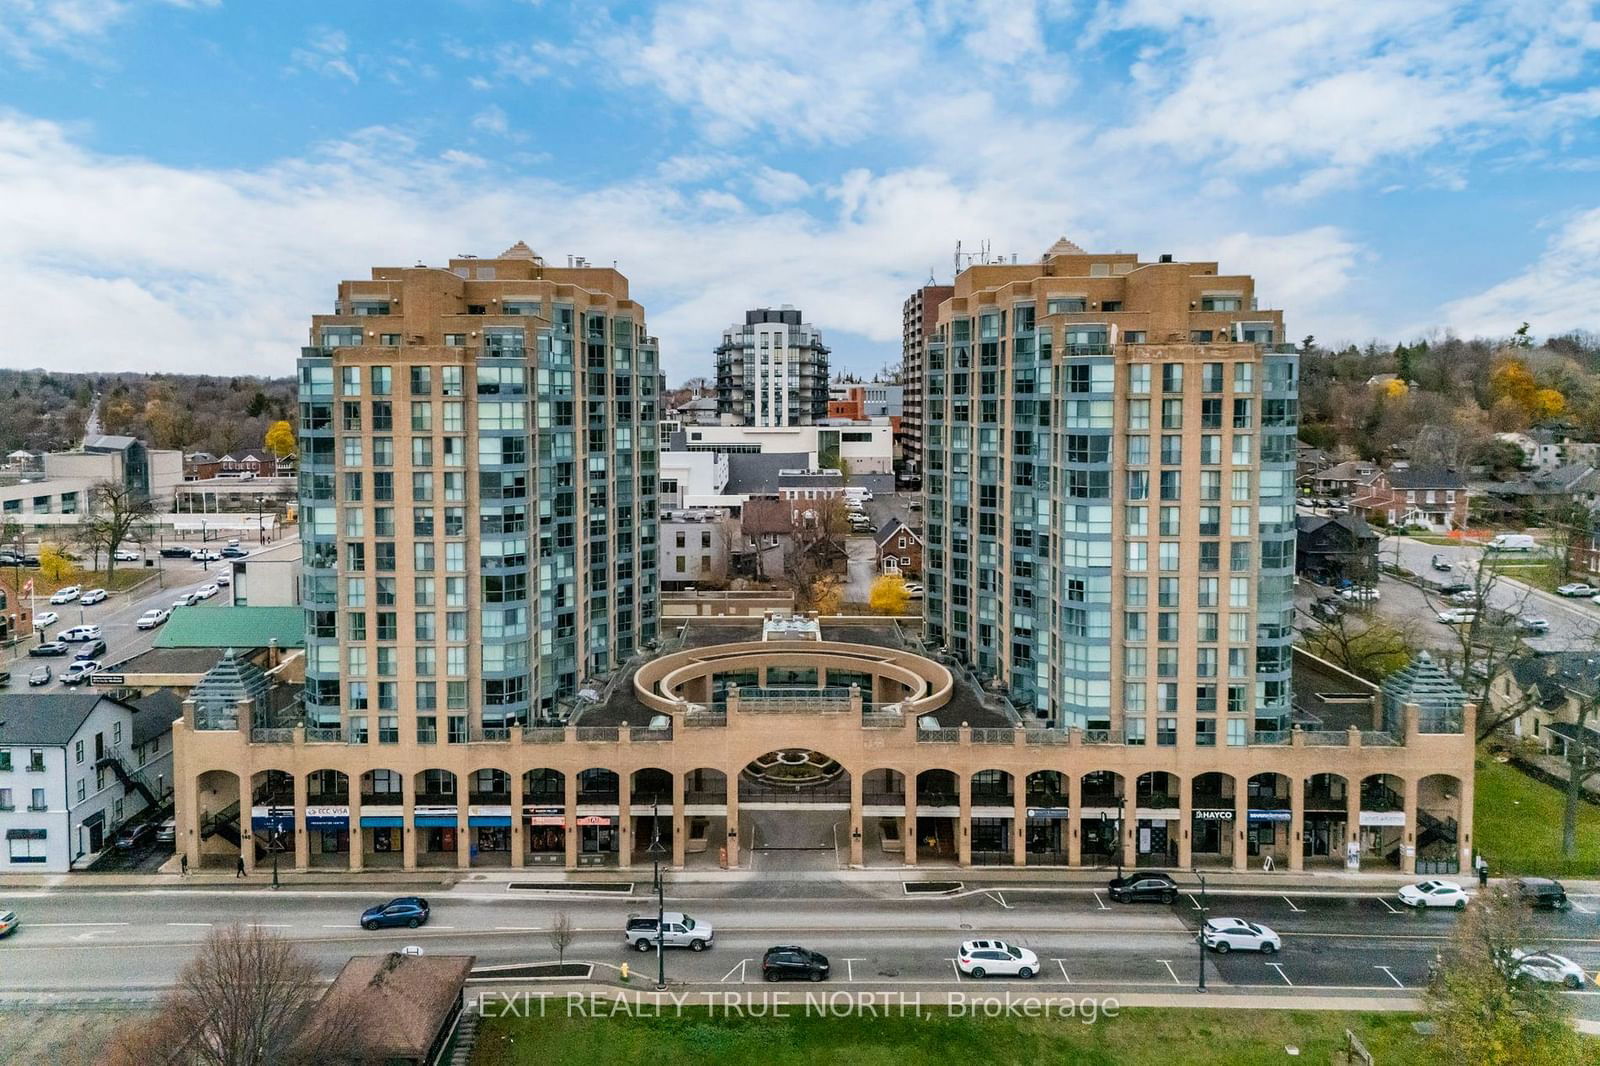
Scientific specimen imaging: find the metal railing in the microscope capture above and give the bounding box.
[1304,730,1350,745]
[575,726,619,743]
[250,728,294,744]
[1025,729,1069,745]
[305,727,343,743]
[1252,730,1289,745]
[522,726,566,743]
[972,728,1015,744]
[683,714,728,728]
[630,725,672,742]
[1360,730,1401,747]
[917,728,959,743]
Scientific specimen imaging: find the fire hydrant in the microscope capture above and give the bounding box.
[620,963,630,983]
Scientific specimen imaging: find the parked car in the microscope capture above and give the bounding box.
[1399,880,1469,909]
[112,822,156,850]
[159,545,192,558]
[136,608,170,629]
[1514,877,1570,911]
[27,665,52,686]
[1508,949,1587,989]
[214,571,232,587]
[190,549,221,562]
[155,818,177,844]
[1437,608,1478,625]
[1556,583,1600,598]
[1432,581,1473,596]
[957,939,1039,978]
[1431,553,1453,572]
[1339,586,1380,602]
[28,641,69,657]
[1518,617,1550,635]
[761,946,830,982]
[1201,918,1281,954]
[1108,872,1179,904]
[78,588,108,606]
[902,582,924,599]
[194,583,220,600]
[0,910,17,938]
[360,897,430,930]
[221,546,248,559]
[1487,533,1537,552]
[112,548,141,562]
[74,639,108,660]
[48,585,82,605]
[171,593,199,609]
[625,912,714,951]
[61,660,100,685]
[32,612,59,630]
[1310,596,1345,620]
[60,625,102,642]
[1446,590,1481,606]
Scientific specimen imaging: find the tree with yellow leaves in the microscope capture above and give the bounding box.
[809,574,844,615]
[264,420,297,459]
[37,542,81,586]
[1381,378,1408,399]
[869,573,911,615]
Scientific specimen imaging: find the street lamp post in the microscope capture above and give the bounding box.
[648,799,667,991]
[1193,866,1209,991]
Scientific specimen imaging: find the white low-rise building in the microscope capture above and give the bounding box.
[0,691,176,871]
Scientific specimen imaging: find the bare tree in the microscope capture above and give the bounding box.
[101,924,357,1066]
[81,479,156,582]
[548,910,575,967]
[1418,552,1541,739]
[1299,604,1416,682]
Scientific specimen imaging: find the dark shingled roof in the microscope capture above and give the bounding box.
[295,953,474,1060]
[723,452,811,494]
[1384,467,1466,489]
[129,690,182,748]
[0,693,130,747]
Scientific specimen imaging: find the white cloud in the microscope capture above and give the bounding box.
[470,105,510,137]
[1432,207,1600,340]
[288,27,358,83]
[0,0,213,61]
[749,167,810,205]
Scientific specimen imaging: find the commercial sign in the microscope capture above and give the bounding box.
[250,805,294,832]
[412,805,457,817]
[1247,809,1292,822]
[1026,807,1071,819]
[1192,809,1234,821]
[468,805,513,818]
[305,805,349,829]
[1359,810,1406,827]
[523,805,565,827]
[576,815,613,827]
[90,674,126,686]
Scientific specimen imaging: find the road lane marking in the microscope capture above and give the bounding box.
[1282,896,1304,913]
[1378,898,1400,914]
[28,922,129,927]
[166,923,212,927]
[1157,959,1181,985]
[720,959,749,983]
[494,926,543,932]
[988,891,1011,910]
[1376,965,1405,988]
[842,958,864,982]
[1571,900,1595,915]
[1187,894,1205,910]
[1267,962,1292,986]
[1053,959,1072,983]
[949,958,963,980]
[1093,892,1108,910]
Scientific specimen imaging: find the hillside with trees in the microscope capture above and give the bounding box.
[0,368,295,456]
[1298,328,1600,466]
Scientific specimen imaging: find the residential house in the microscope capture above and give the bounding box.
[777,468,845,523]
[0,692,174,871]
[876,517,924,577]
[215,451,281,477]
[293,953,475,1065]
[1295,513,1380,586]
[1475,463,1600,522]
[1305,460,1379,499]
[1352,467,1469,531]
[1491,653,1600,756]
[661,508,737,589]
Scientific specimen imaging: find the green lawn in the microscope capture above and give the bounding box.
[1474,757,1600,878]
[474,1005,1429,1066]
[1483,558,1565,594]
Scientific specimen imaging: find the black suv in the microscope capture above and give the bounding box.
[1108,872,1179,904]
[762,946,830,982]
[159,546,193,559]
[1515,877,1570,911]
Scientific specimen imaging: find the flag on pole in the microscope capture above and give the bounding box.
[21,579,33,598]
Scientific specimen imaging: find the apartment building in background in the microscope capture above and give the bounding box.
[295,241,660,734]
[715,307,830,426]
[901,283,952,474]
[923,238,1297,740]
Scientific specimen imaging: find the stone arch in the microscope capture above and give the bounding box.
[412,768,460,868]
[304,769,350,867]
[356,768,404,870]
[1417,773,1464,875]
[1359,773,1408,870]
[1246,772,1293,867]
[193,768,241,869]
[1302,773,1349,866]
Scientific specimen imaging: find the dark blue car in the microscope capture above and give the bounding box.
[361,896,430,930]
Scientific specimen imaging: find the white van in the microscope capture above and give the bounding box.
[1487,534,1536,552]
[843,486,873,503]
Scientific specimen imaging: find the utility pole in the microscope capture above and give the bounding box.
[648,799,667,991]
[1193,866,1209,991]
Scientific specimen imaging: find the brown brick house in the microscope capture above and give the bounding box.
[1352,467,1469,531]
[876,517,923,576]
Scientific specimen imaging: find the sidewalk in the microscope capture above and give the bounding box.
[3,863,1564,893]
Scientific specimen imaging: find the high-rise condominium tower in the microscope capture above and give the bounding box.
[901,282,953,473]
[296,242,660,735]
[922,239,1297,741]
[714,307,830,426]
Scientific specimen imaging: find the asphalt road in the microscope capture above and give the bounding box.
[4,879,1600,1015]
[1,541,285,693]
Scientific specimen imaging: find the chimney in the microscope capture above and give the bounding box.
[1159,254,1173,263]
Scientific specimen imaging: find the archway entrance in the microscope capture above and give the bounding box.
[738,750,852,869]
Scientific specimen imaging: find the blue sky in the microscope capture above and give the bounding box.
[0,0,1598,381]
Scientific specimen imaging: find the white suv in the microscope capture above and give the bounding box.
[1201,918,1281,954]
[957,939,1039,978]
